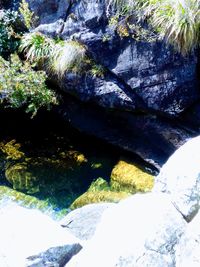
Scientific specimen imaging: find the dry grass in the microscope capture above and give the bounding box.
[106,0,200,54]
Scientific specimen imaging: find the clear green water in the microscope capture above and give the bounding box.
[0,110,120,219]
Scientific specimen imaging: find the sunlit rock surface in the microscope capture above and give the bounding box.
[154,135,200,221]
[60,203,115,240]
[110,159,154,193]
[175,211,200,267]
[66,193,186,267]
[0,202,82,267]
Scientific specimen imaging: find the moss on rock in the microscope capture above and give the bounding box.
[87,177,110,192]
[70,190,130,209]
[110,159,154,194]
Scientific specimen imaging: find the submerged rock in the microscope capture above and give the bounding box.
[70,190,130,210]
[70,177,130,209]
[5,162,39,194]
[87,177,110,192]
[110,159,154,193]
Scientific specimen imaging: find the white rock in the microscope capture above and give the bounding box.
[0,203,82,267]
[66,192,186,267]
[154,135,200,221]
[60,203,115,240]
[175,210,200,267]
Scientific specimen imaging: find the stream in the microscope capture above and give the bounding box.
[0,109,156,220]
[0,109,121,219]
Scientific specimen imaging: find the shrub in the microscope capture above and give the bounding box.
[19,0,35,29]
[0,54,58,117]
[0,9,21,57]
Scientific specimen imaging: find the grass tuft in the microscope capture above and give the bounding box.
[106,0,200,54]
[20,32,54,63]
[49,41,86,77]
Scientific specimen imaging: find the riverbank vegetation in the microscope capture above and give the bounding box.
[107,0,200,54]
[0,54,57,117]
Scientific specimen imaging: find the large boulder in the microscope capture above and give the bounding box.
[65,192,186,267]
[154,135,200,221]
[0,203,82,267]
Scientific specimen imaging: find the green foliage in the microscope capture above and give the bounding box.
[0,9,21,57]
[90,63,106,78]
[19,0,34,29]
[20,32,87,77]
[107,0,200,54]
[137,0,200,54]
[20,32,54,63]
[106,0,133,15]
[0,54,58,117]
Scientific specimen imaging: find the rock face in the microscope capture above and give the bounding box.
[175,211,200,267]
[0,203,82,267]
[154,135,200,221]
[16,0,200,168]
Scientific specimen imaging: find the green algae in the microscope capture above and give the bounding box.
[0,139,25,160]
[5,162,39,194]
[87,177,110,192]
[70,190,130,209]
[91,162,103,169]
[70,177,130,209]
